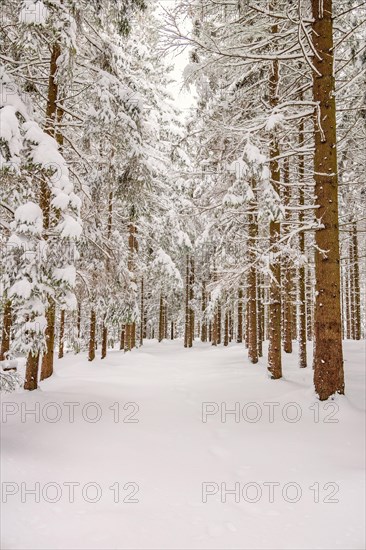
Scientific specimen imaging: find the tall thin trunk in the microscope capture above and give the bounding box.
[257,275,263,358]
[88,309,96,362]
[346,240,352,339]
[212,308,218,346]
[312,0,344,399]
[0,300,12,361]
[298,111,307,368]
[267,13,282,379]
[40,300,56,380]
[140,278,144,346]
[58,309,65,359]
[248,178,258,363]
[164,304,168,339]
[306,265,313,341]
[184,254,190,348]
[120,325,125,350]
[189,258,195,346]
[224,307,229,347]
[101,323,107,359]
[39,43,62,384]
[282,157,293,354]
[229,308,233,342]
[158,294,164,342]
[77,302,81,339]
[217,302,221,345]
[125,218,138,350]
[237,287,243,343]
[351,224,361,339]
[201,280,208,342]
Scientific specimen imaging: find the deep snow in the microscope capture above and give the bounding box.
[1,340,365,550]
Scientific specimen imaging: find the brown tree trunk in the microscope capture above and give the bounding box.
[229,308,233,342]
[158,294,164,342]
[39,43,62,382]
[282,157,293,354]
[212,309,218,346]
[237,287,243,343]
[0,300,12,361]
[184,254,190,348]
[298,112,307,368]
[189,258,195,346]
[267,21,282,379]
[88,309,96,362]
[306,265,313,341]
[351,224,361,339]
[120,325,125,350]
[257,275,263,358]
[101,323,107,359]
[201,280,208,342]
[58,309,65,359]
[217,302,221,345]
[224,307,229,347]
[40,299,56,380]
[77,302,81,339]
[140,278,144,346]
[312,0,344,399]
[345,241,352,339]
[248,178,258,363]
[24,351,39,391]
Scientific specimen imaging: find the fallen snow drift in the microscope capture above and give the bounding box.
[1,340,365,549]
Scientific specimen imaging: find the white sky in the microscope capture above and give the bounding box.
[156,0,197,115]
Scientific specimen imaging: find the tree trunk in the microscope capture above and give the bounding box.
[184,254,190,348]
[351,224,361,339]
[189,258,195,346]
[159,294,164,342]
[101,323,107,359]
[24,351,39,391]
[217,302,221,345]
[0,300,12,361]
[237,287,243,343]
[282,156,293,354]
[88,309,96,362]
[345,241,352,339]
[248,178,258,363]
[40,299,56,380]
[257,275,263,358]
[267,19,282,379]
[224,307,229,347]
[140,278,144,346]
[39,43,62,381]
[312,0,344,399]
[77,302,81,339]
[120,325,125,350]
[58,309,65,359]
[298,113,307,368]
[201,280,208,342]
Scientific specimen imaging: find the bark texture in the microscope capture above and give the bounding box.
[312,0,344,399]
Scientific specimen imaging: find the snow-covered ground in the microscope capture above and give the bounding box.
[1,340,365,550]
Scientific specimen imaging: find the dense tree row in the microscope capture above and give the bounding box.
[0,0,365,400]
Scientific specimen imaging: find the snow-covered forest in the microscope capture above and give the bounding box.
[0,1,365,549]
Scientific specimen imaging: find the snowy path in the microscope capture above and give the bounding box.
[1,340,365,549]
